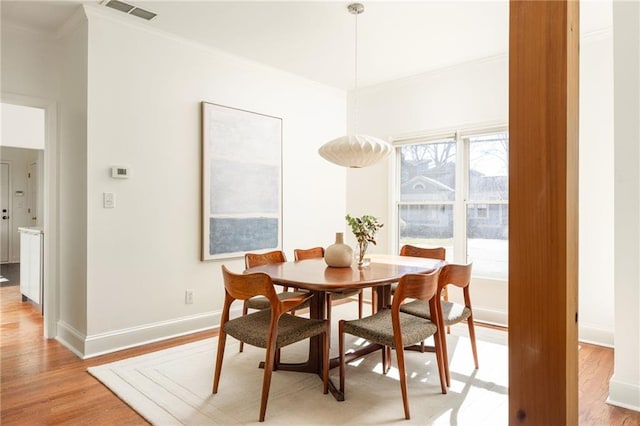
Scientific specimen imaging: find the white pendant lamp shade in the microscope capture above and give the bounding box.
[318,134,392,168]
[318,3,391,169]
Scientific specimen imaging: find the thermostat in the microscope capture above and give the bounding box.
[111,166,130,179]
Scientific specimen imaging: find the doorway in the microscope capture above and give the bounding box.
[1,96,58,338]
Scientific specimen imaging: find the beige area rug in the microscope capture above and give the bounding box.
[88,303,508,425]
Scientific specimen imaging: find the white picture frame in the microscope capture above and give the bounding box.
[201,102,282,260]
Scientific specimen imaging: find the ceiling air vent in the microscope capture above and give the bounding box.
[102,0,157,21]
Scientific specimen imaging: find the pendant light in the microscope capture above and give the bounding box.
[318,3,392,168]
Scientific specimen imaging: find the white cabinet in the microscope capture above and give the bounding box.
[19,227,43,306]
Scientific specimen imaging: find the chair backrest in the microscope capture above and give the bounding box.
[400,244,446,261]
[293,247,324,261]
[245,250,287,269]
[437,263,472,289]
[221,265,278,304]
[392,270,440,309]
[437,263,473,305]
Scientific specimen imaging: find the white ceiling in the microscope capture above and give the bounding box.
[1,0,613,90]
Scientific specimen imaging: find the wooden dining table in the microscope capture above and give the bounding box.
[244,253,444,400]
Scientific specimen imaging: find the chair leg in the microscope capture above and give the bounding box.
[433,328,448,394]
[357,290,363,319]
[467,315,479,369]
[322,323,329,394]
[441,320,451,387]
[395,341,411,419]
[443,289,451,334]
[381,345,391,374]
[259,341,277,422]
[371,288,377,314]
[240,301,248,353]
[274,349,280,370]
[339,321,346,394]
[326,294,333,347]
[212,331,227,394]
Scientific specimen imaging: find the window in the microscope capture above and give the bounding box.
[395,128,508,280]
[398,139,456,260]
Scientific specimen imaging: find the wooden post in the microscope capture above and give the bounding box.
[508,1,579,424]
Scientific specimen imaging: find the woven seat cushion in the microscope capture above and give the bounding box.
[399,300,471,326]
[342,308,437,348]
[245,291,310,310]
[224,309,325,349]
[329,289,361,301]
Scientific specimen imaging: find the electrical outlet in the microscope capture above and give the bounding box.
[185,289,194,304]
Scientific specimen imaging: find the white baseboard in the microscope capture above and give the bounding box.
[81,309,228,358]
[56,320,87,358]
[472,306,508,327]
[608,375,640,412]
[578,323,614,348]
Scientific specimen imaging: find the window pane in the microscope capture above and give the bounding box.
[399,140,456,202]
[468,133,508,201]
[399,204,454,261]
[466,203,508,279]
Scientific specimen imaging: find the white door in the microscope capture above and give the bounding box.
[1,162,10,263]
[27,161,38,225]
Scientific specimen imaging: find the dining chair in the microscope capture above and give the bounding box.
[294,247,364,322]
[374,245,447,314]
[240,250,310,352]
[399,263,476,386]
[213,266,329,422]
[338,270,447,420]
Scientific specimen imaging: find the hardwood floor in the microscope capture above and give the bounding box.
[1,284,639,425]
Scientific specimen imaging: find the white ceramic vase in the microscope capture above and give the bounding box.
[325,232,353,267]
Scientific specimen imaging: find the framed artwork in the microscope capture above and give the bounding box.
[201,102,282,260]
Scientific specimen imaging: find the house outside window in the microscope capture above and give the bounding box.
[394,127,508,280]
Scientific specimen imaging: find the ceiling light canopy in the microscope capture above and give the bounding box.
[318,3,392,169]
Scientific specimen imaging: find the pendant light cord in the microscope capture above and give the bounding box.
[353,7,359,134]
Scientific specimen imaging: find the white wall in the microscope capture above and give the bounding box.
[56,10,89,351]
[0,147,42,262]
[347,34,616,343]
[81,6,346,356]
[579,30,615,346]
[610,0,640,412]
[1,103,45,150]
[0,25,60,101]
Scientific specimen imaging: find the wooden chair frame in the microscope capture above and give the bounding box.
[434,263,477,386]
[339,271,447,420]
[213,265,329,422]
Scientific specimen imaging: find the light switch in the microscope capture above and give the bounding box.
[103,192,115,208]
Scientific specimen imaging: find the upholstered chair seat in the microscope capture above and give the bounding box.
[400,300,471,325]
[224,309,326,349]
[341,308,437,348]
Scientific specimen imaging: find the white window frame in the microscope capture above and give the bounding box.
[391,124,508,277]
